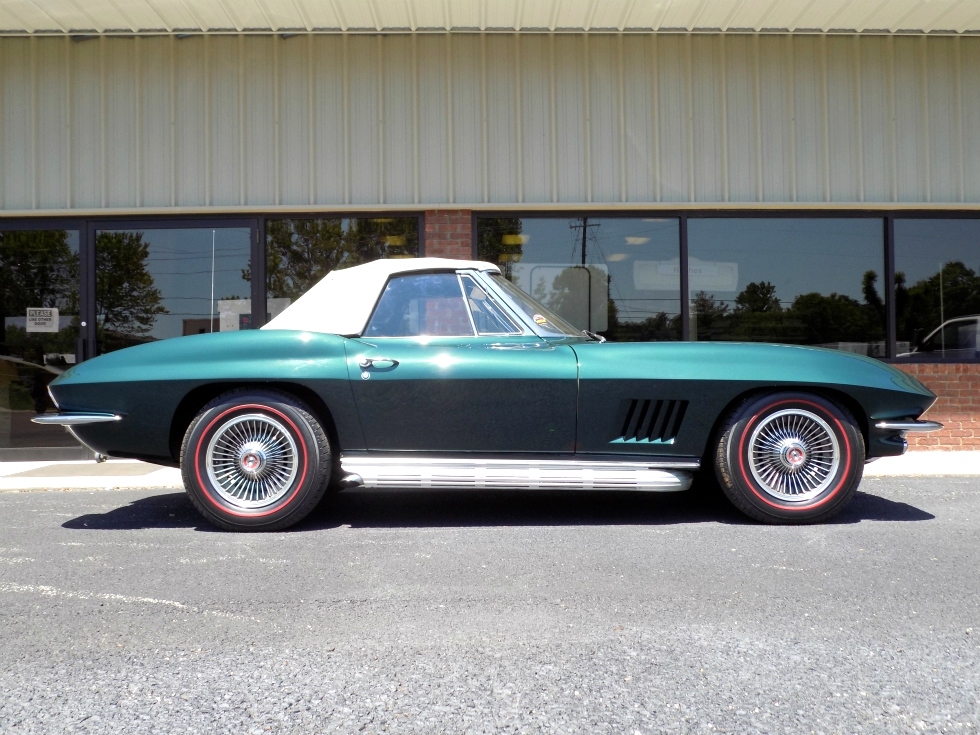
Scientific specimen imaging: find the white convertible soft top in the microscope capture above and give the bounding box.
[261,257,500,336]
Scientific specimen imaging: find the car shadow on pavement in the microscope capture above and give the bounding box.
[61,482,933,532]
[61,491,219,532]
[303,485,934,529]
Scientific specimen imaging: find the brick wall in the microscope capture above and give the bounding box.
[423,210,473,259]
[893,363,980,450]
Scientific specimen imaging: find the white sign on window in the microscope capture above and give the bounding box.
[634,258,739,292]
[26,307,59,333]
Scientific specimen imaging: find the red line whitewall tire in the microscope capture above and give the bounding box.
[180,390,332,531]
[714,392,864,524]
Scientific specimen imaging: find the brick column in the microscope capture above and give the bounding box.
[893,363,980,450]
[423,210,473,259]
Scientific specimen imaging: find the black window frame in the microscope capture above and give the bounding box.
[2,209,976,363]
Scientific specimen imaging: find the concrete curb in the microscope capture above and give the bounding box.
[862,451,980,477]
[0,453,977,493]
[0,460,183,492]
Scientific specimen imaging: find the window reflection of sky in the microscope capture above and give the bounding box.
[98,228,251,341]
[895,219,980,283]
[689,219,883,306]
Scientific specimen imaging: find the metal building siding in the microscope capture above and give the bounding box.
[588,34,622,203]
[69,38,103,209]
[4,32,980,214]
[346,35,381,205]
[417,34,449,205]
[35,39,69,210]
[244,34,276,206]
[311,35,346,205]
[825,36,860,203]
[174,37,207,207]
[139,37,174,208]
[520,36,552,204]
[277,34,311,206]
[964,39,980,201]
[893,36,928,203]
[724,35,760,203]
[554,34,588,203]
[656,35,692,203]
[621,35,656,203]
[208,36,242,207]
[381,34,414,205]
[104,38,138,208]
[1,39,31,210]
[924,37,959,204]
[690,34,725,203]
[757,36,795,202]
[857,36,892,203]
[484,34,519,204]
[449,34,483,205]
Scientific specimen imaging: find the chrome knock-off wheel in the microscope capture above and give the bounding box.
[714,392,864,525]
[747,409,840,503]
[181,390,332,532]
[205,413,299,509]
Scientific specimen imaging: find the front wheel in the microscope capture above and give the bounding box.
[180,390,332,531]
[714,392,864,524]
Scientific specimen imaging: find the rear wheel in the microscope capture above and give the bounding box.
[180,390,331,531]
[714,392,864,524]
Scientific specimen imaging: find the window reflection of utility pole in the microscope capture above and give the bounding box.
[569,217,600,265]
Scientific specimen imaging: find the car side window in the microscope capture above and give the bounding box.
[364,273,475,337]
[460,275,522,335]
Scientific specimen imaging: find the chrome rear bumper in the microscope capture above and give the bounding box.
[874,420,944,433]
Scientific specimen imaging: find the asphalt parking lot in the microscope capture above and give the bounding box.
[0,469,978,734]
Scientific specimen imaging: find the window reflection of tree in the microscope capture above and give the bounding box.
[0,230,79,417]
[95,231,167,352]
[0,230,80,359]
[897,262,980,343]
[0,230,78,320]
[254,218,420,302]
[694,272,887,347]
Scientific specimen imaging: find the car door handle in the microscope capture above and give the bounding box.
[359,357,399,369]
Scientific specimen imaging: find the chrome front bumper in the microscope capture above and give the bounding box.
[31,413,121,426]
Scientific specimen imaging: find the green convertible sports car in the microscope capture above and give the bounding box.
[36,257,941,531]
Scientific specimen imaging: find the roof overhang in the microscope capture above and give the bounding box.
[3,0,980,36]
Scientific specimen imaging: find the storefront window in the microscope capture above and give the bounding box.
[95,227,252,354]
[477,217,681,341]
[265,217,419,319]
[0,229,80,451]
[688,218,886,355]
[894,219,980,361]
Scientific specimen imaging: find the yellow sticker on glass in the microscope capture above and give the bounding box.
[533,314,548,325]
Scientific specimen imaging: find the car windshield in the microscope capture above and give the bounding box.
[489,273,584,337]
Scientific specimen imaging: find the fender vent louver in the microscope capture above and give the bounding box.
[616,399,688,444]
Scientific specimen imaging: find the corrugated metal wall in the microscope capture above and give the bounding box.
[2,33,979,213]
